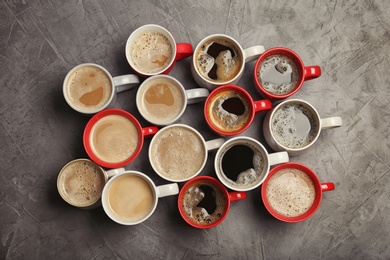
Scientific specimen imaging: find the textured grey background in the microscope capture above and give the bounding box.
[1,0,389,259]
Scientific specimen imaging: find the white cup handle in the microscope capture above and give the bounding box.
[112,74,140,93]
[105,167,126,178]
[186,88,210,104]
[243,45,265,63]
[321,117,343,130]
[205,138,225,151]
[268,151,289,166]
[156,183,179,198]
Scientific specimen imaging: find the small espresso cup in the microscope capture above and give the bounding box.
[263,99,343,156]
[191,34,265,90]
[57,158,125,209]
[148,124,225,182]
[136,75,209,126]
[63,63,140,114]
[261,162,335,223]
[102,170,179,225]
[83,108,159,168]
[215,136,289,192]
[204,84,272,136]
[126,24,193,77]
[253,47,321,100]
[178,176,246,229]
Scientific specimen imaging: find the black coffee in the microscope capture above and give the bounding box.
[222,97,245,116]
[206,42,236,80]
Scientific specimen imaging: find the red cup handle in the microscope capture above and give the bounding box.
[142,126,159,137]
[253,99,272,113]
[321,182,335,192]
[176,43,193,60]
[229,191,247,202]
[304,66,321,81]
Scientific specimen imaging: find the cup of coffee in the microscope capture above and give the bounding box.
[191,34,265,90]
[63,63,140,115]
[178,176,246,229]
[261,162,335,222]
[83,108,159,168]
[101,170,179,225]
[263,99,342,156]
[204,84,272,136]
[136,75,209,126]
[148,124,225,182]
[126,24,193,77]
[57,158,125,209]
[214,136,289,192]
[253,47,321,100]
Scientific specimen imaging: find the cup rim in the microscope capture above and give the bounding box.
[260,162,323,223]
[177,175,231,229]
[136,75,187,126]
[83,108,144,168]
[63,63,115,114]
[125,24,177,76]
[253,47,305,100]
[101,170,158,225]
[148,123,208,182]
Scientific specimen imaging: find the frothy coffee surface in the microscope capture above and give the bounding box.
[181,180,227,226]
[108,175,154,223]
[139,77,185,123]
[58,160,105,207]
[266,168,315,217]
[207,89,251,133]
[130,31,173,74]
[90,115,139,164]
[271,102,319,149]
[257,54,299,95]
[66,65,112,112]
[150,125,206,181]
[196,38,242,83]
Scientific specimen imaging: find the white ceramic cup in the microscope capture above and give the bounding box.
[136,75,209,125]
[214,136,289,192]
[263,99,343,156]
[191,34,265,90]
[63,63,140,115]
[101,170,179,225]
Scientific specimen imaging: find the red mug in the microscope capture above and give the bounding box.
[253,47,321,100]
[178,176,246,229]
[83,108,158,168]
[261,162,334,223]
[204,84,272,136]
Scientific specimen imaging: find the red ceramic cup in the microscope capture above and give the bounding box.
[254,47,321,100]
[83,108,158,168]
[204,84,272,136]
[178,176,246,229]
[261,162,335,223]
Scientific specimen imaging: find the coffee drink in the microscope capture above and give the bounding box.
[181,180,228,226]
[129,31,174,74]
[206,89,251,133]
[89,114,140,164]
[265,168,315,217]
[257,54,299,95]
[57,159,106,207]
[150,125,206,181]
[66,65,112,112]
[195,37,242,83]
[138,77,185,124]
[271,102,319,149]
[107,174,155,222]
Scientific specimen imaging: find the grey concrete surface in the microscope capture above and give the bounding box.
[1,0,389,259]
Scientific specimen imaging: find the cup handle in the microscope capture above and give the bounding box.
[304,66,322,81]
[243,45,265,63]
[205,138,225,151]
[321,182,335,192]
[175,43,193,60]
[185,88,210,104]
[112,74,140,93]
[142,126,159,137]
[321,117,342,130]
[229,191,247,202]
[156,183,179,198]
[268,151,289,166]
[105,167,126,178]
[253,99,272,113]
